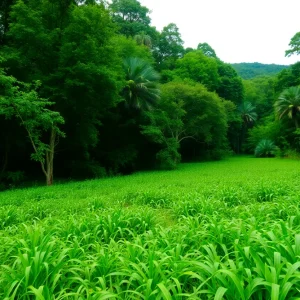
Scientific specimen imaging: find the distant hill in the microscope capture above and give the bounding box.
[231,62,288,79]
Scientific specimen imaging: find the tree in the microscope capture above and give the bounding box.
[0,70,64,186]
[141,81,228,168]
[274,86,300,129]
[216,62,244,104]
[243,75,275,118]
[123,57,160,110]
[239,101,257,125]
[173,50,220,91]
[275,62,300,93]
[197,42,217,58]
[109,0,155,38]
[285,32,300,57]
[4,1,123,178]
[154,23,184,70]
[238,101,257,152]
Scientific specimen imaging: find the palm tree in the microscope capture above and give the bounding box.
[238,101,257,153]
[274,86,300,129]
[123,57,160,110]
[239,101,258,125]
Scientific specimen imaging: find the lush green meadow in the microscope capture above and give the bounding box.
[1,157,300,299]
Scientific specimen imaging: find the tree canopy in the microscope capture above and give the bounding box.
[1,0,299,188]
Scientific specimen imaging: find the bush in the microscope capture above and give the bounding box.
[254,139,278,157]
[156,148,180,170]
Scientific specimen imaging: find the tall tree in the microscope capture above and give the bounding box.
[274,86,300,129]
[0,70,64,185]
[238,101,257,152]
[239,101,257,126]
[109,0,154,38]
[2,0,123,178]
[154,23,184,70]
[285,32,300,57]
[197,42,217,58]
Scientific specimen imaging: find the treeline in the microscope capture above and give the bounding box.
[231,63,287,79]
[0,0,299,188]
[243,59,300,158]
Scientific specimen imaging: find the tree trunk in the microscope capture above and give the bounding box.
[45,128,56,186]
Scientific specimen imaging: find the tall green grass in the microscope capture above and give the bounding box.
[1,157,300,299]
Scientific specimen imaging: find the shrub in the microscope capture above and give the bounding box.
[255,139,278,157]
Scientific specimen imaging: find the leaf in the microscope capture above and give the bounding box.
[271,283,280,300]
[214,287,227,300]
[157,283,173,300]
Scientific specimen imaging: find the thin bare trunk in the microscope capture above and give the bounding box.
[45,128,56,186]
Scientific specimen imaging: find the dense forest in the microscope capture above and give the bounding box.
[0,0,300,189]
[231,62,287,79]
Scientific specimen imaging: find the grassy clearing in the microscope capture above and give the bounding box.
[1,156,300,299]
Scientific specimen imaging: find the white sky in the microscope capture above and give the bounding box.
[139,0,300,65]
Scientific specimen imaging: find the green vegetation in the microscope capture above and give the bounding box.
[231,63,287,79]
[1,1,300,189]
[0,0,246,188]
[1,157,300,298]
[2,1,300,298]
[254,139,278,157]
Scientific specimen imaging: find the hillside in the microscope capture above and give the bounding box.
[231,62,287,79]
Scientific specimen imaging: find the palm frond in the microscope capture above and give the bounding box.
[123,57,160,110]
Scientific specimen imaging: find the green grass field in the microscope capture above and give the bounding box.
[1,156,300,299]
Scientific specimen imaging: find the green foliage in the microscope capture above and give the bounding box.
[197,42,217,58]
[173,50,220,90]
[156,138,181,170]
[1,157,300,298]
[1,82,64,162]
[141,81,228,168]
[123,57,160,110]
[231,62,287,79]
[154,23,184,70]
[112,35,154,63]
[109,0,152,37]
[274,86,300,129]
[243,75,276,118]
[2,0,298,188]
[239,101,257,125]
[275,62,300,93]
[0,68,64,184]
[216,62,244,104]
[255,139,278,157]
[247,119,282,151]
[285,31,300,57]
[1,0,125,181]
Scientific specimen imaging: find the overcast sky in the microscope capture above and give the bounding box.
[139,0,300,65]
